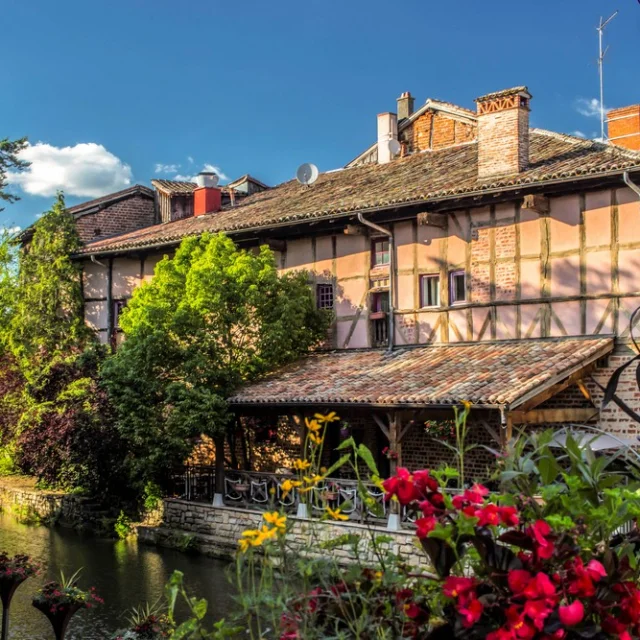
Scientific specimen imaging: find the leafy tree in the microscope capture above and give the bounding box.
[102,232,330,490]
[0,232,18,350]
[9,192,92,373]
[0,137,28,210]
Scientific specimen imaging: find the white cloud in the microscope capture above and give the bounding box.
[0,226,21,236]
[172,163,228,183]
[7,142,132,198]
[187,156,194,164]
[154,163,180,174]
[575,98,609,118]
[572,130,586,138]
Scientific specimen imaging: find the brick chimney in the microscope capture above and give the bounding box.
[377,112,398,164]
[397,91,415,121]
[475,86,531,179]
[193,172,221,216]
[607,105,640,151]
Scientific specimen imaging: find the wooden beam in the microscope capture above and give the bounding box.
[522,194,550,215]
[479,419,502,446]
[510,408,600,425]
[513,359,605,413]
[343,224,365,236]
[372,414,390,440]
[417,212,447,228]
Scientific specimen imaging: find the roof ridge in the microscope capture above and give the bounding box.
[531,127,640,159]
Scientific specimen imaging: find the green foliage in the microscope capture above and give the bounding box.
[115,510,133,539]
[102,232,330,489]
[0,137,28,211]
[8,193,92,373]
[143,481,162,512]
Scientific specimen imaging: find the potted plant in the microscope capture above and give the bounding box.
[0,552,40,640]
[32,569,103,640]
[111,601,173,640]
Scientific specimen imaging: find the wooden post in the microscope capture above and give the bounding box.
[387,411,402,531]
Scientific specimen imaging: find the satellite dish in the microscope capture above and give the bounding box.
[388,139,401,156]
[296,163,319,186]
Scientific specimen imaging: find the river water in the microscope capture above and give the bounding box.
[0,513,237,639]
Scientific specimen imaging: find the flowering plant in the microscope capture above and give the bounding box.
[381,429,640,639]
[0,552,40,581]
[381,446,399,460]
[33,569,103,613]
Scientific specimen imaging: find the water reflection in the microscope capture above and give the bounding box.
[0,513,236,639]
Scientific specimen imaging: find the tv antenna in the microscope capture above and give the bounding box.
[597,10,618,141]
[296,163,319,186]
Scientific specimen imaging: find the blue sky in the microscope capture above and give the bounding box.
[2,0,639,230]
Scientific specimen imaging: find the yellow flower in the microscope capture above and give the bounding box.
[238,538,251,553]
[303,474,323,485]
[280,479,302,496]
[461,400,472,411]
[293,459,311,471]
[263,511,287,532]
[255,525,278,545]
[309,432,324,445]
[314,411,340,423]
[305,418,322,433]
[326,506,349,521]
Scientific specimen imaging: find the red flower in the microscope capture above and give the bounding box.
[443,576,475,600]
[523,572,556,600]
[415,516,436,539]
[585,559,606,581]
[452,484,489,510]
[382,468,419,505]
[559,600,584,627]
[413,469,439,493]
[523,597,554,631]
[458,597,483,628]
[527,520,555,559]
[508,570,532,595]
[475,504,501,527]
[499,506,520,527]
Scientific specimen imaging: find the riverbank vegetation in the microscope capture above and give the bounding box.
[0,196,330,505]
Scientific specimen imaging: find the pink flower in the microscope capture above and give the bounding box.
[559,600,584,627]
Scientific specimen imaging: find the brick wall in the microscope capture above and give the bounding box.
[588,346,640,439]
[402,416,499,481]
[477,106,529,178]
[607,105,640,151]
[401,111,477,154]
[75,194,156,243]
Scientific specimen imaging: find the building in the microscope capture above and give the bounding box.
[75,86,640,482]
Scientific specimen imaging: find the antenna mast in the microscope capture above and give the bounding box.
[597,10,618,141]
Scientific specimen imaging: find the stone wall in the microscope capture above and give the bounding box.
[0,480,109,530]
[138,499,426,566]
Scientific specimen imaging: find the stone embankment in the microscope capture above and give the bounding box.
[137,498,425,565]
[0,476,111,530]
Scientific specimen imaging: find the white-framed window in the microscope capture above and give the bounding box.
[449,270,467,304]
[420,274,440,308]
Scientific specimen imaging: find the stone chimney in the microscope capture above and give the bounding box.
[607,105,640,151]
[377,112,398,164]
[475,86,531,179]
[397,92,415,121]
[193,172,221,216]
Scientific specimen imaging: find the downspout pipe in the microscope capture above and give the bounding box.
[623,171,640,198]
[357,212,395,352]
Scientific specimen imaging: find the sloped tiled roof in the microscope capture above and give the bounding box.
[78,131,640,256]
[67,184,154,215]
[228,337,614,409]
[151,180,197,196]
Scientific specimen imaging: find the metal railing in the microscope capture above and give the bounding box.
[170,466,412,524]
